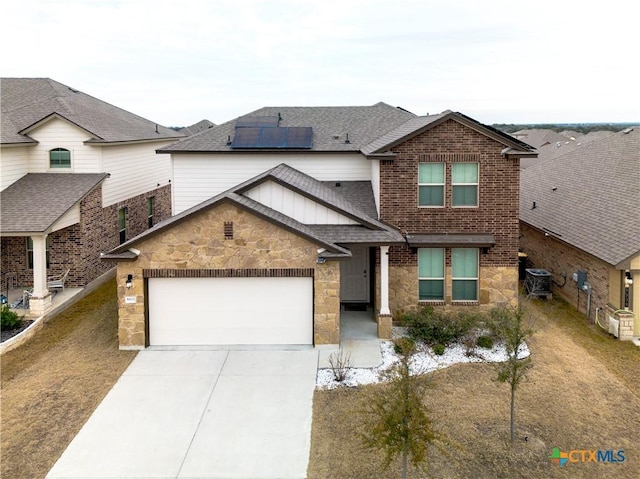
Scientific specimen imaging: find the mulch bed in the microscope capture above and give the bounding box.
[1,320,35,343]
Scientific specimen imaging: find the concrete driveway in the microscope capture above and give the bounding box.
[47,349,319,479]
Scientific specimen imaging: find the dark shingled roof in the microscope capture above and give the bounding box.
[158,102,415,153]
[0,173,108,233]
[520,127,640,266]
[104,164,404,259]
[1,78,184,144]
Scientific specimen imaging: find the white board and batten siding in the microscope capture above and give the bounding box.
[245,181,359,225]
[172,153,372,214]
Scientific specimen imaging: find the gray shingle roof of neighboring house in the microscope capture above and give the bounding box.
[511,129,570,149]
[1,78,184,145]
[158,102,416,152]
[0,173,109,233]
[103,163,403,259]
[520,131,619,169]
[178,119,215,137]
[520,127,640,267]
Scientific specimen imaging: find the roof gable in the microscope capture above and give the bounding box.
[104,163,403,258]
[0,173,108,234]
[362,111,537,157]
[1,78,184,144]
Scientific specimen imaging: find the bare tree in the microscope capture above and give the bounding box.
[490,306,533,446]
[359,338,441,478]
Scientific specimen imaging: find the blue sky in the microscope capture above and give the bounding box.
[3,0,638,127]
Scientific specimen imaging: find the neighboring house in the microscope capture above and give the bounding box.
[520,127,640,341]
[0,78,183,314]
[104,103,536,349]
[516,128,616,168]
[178,119,215,137]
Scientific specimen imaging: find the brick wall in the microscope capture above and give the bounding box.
[1,183,172,291]
[520,222,613,318]
[380,119,520,269]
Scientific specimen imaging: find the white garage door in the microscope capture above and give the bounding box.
[148,277,313,346]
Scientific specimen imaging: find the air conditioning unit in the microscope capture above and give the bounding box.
[608,315,620,338]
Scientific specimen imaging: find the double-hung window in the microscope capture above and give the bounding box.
[452,163,478,207]
[418,248,445,301]
[418,163,444,207]
[49,148,71,168]
[452,248,478,301]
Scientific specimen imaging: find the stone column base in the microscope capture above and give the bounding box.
[377,313,393,339]
[29,293,52,316]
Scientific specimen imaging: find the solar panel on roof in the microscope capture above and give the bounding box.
[230,126,313,149]
[259,127,288,147]
[286,127,313,148]
[235,116,280,128]
[230,127,262,148]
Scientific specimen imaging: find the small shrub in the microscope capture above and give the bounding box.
[477,335,494,349]
[1,305,22,330]
[402,307,483,346]
[328,348,352,382]
[432,344,445,356]
[393,336,416,355]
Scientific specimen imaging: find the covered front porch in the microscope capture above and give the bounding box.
[2,285,84,320]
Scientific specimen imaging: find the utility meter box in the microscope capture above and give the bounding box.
[575,270,587,289]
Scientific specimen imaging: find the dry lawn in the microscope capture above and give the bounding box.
[308,297,640,478]
[1,280,136,479]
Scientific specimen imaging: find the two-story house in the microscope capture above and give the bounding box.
[103,103,535,349]
[0,78,183,314]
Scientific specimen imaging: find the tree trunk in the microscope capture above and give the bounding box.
[510,383,516,446]
[402,448,407,479]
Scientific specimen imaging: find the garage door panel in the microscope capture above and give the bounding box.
[148,277,312,346]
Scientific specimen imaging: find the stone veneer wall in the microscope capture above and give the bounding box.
[116,202,340,348]
[387,264,518,316]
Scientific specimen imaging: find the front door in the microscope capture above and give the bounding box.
[340,245,370,302]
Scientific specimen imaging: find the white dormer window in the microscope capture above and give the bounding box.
[49,148,71,168]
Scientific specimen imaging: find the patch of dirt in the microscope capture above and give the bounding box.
[308,296,640,479]
[0,280,137,479]
[1,319,34,342]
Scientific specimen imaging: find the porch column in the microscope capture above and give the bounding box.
[380,245,391,315]
[29,234,52,315]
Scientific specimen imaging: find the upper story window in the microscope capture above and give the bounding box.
[451,163,478,207]
[418,163,444,207]
[49,148,71,168]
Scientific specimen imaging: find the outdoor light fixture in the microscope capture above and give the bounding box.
[126,274,133,289]
[625,272,633,286]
